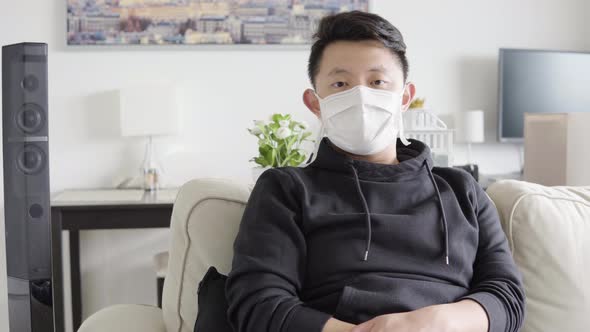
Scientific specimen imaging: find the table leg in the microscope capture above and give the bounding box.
[69,230,82,332]
[51,209,65,332]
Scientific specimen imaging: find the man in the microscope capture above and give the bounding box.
[226,11,525,332]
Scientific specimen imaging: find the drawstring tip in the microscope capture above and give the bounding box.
[363,250,368,261]
[445,255,449,265]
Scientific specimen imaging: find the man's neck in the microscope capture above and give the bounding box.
[329,142,399,165]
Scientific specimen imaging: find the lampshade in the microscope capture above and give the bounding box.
[118,85,180,137]
[455,110,485,143]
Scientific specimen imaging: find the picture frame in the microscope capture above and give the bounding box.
[66,0,371,47]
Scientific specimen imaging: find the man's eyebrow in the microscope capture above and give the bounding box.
[327,65,390,76]
[327,67,350,76]
[368,65,389,73]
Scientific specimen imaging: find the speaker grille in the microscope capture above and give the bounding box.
[2,42,51,280]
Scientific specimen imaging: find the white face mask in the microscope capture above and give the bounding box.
[299,85,410,167]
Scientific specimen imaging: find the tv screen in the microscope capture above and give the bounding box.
[498,48,590,141]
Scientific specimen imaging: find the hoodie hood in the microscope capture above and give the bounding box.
[308,137,432,179]
[306,137,450,265]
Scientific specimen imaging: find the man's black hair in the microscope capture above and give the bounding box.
[308,11,409,88]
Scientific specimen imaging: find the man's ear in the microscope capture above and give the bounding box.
[401,82,416,112]
[303,88,321,119]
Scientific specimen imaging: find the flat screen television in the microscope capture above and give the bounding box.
[498,48,590,142]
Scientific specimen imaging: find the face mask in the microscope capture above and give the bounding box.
[300,85,410,167]
[300,85,410,166]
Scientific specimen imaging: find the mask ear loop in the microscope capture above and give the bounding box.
[299,91,326,167]
[299,123,324,167]
[398,85,411,146]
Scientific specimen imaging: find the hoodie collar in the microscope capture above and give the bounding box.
[308,137,434,181]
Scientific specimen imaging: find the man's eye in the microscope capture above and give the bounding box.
[331,82,346,88]
[373,80,387,86]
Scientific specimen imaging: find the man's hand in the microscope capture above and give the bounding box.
[350,304,448,332]
[350,299,488,332]
[322,317,357,332]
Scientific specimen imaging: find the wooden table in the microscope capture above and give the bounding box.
[50,188,178,332]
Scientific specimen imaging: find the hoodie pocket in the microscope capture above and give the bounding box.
[332,285,355,323]
[333,285,380,324]
[331,275,469,325]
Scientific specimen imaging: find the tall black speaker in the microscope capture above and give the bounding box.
[2,42,56,332]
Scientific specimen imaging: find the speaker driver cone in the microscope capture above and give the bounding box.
[15,103,45,134]
[16,144,46,175]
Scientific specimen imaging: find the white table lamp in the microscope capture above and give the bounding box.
[456,110,484,165]
[118,85,180,191]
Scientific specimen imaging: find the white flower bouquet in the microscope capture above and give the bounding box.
[248,113,313,168]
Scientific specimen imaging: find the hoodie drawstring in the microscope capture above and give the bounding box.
[349,163,372,261]
[349,160,450,265]
[424,159,450,265]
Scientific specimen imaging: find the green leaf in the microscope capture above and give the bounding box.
[261,147,274,166]
[259,144,271,158]
[259,143,271,152]
[254,156,269,167]
[286,135,297,150]
[275,149,281,166]
[272,113,283,123]
[255,121,266,131]
[283,150,303,166]
[295,153,306,165]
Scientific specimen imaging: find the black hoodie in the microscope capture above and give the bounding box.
[226,137,525,332]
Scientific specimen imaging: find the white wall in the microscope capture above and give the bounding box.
[0,0,588,331]
[587,0,590,50]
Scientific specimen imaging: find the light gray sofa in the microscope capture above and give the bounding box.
[78,178,590,332]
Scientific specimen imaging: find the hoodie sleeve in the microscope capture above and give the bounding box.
[225,168,332,332]
[458,179,526,332]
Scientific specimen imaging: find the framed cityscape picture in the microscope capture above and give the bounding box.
[67,1,370,46]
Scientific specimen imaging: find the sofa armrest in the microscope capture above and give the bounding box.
[78,304,166,332]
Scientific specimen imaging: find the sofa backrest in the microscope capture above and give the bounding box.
[487,180,590,332]
[162,178,250,332]
[163,177,590,332]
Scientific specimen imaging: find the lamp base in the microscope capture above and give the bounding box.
[141,136,163,191]
[143,167,160,191]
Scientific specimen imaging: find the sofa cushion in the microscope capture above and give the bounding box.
[486,180,590,332]
[78,304,166,332]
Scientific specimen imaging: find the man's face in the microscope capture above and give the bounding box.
[303,40,415,118]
